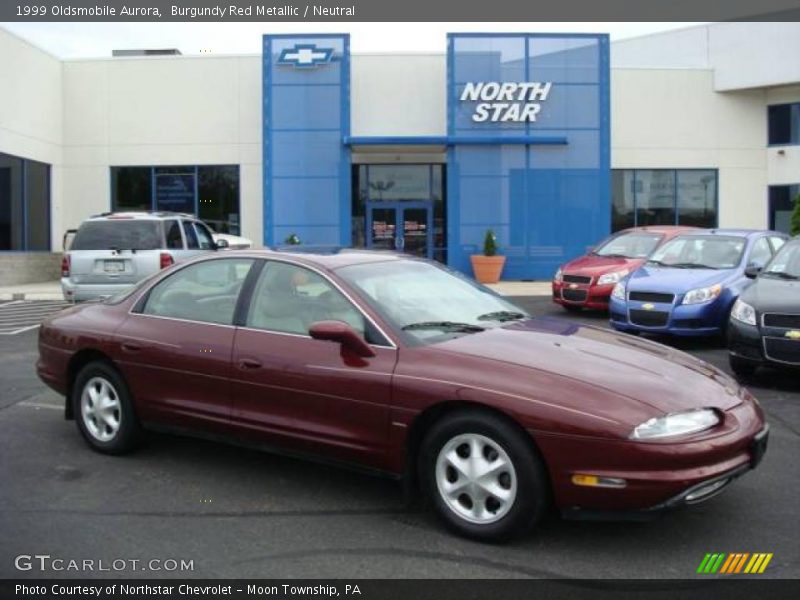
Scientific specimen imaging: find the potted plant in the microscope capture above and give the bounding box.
[791,193,800,237]
[470,229,506,284]
[283,233,302,246]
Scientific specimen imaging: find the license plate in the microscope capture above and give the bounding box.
[750,425,769,468]
[104,260,124,273]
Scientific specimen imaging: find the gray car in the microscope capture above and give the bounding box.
[61,212,228,302]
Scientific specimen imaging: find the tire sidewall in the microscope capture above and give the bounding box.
[419,410,548,541]
[72,361,139,454]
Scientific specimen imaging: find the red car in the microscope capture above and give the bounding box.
[37,250,768,541]
[553,226,696,311]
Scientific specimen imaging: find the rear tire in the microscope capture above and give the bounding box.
[72,360,141,455]
[729,355,758,380]
[418,409,548,542]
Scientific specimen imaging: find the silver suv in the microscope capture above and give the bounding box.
[62,212,228,302]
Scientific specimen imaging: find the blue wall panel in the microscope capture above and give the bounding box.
[263,34,350,248]
[447,33,610,279]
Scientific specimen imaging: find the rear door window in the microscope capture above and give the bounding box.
[164,220,184,250]
[749,237,773,268]
[182,220,199,249]
[142,259,254,324]
[71,220,161,251]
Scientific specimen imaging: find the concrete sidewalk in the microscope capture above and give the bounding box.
[0,280,64,301]
[0,279,551,302]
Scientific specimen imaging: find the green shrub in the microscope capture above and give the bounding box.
[483,229,498,256]
[791,194,800,237]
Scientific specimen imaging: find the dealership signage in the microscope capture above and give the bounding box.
[277,44,334,68]
[460,81,553,123]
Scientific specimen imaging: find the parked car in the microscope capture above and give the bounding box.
[38,250,768,541]
[552,226,695,311]
[609,229,788,337]
[61,212,229,303]
[212,232,252,250]
[728,236,798,377]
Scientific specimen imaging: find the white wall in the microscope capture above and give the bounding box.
[612,22,800,92]
[351,54,446,137]
[0,28,63,246]
[60,55,263,245]
[611,68,769,228]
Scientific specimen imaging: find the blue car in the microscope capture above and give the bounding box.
[609,229,788,337]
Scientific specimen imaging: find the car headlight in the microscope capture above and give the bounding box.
[730,298,756,326]
[598,269,630,286]
[554,268,563,283]
[682,284,722,305]
[611,282,626,300]
[630,409,720,440]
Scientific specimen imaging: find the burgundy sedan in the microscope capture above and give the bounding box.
[37,250,768,541]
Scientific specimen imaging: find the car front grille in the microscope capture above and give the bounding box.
[629,309,669,327]
[561,289,588,302]
[628,291,675,304]
[762,313,800,330]
[763,337,800,365]
[562,274,592,284]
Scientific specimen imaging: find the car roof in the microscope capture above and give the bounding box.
[86,211,195,221]
[619,225,697,236]
[677,228,780,239]
[207,248,414,271]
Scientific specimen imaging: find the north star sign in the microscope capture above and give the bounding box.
[460,81,553,123]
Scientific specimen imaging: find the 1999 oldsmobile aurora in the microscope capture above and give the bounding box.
[37,250,769,540]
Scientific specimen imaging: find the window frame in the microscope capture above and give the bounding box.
[134,257,256,327]
[748,236,774,269]
[0,151,51,252]
[767,102,800,147]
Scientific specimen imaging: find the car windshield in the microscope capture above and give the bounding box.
[337,260,529,344]
[648,235,746,270]
[592,232,663,258]
[71,220,161,251]
[762,242,800,280]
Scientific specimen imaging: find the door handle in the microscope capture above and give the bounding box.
[121,342,142,353]
[238,358,262,370]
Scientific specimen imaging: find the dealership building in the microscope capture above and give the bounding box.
[1,22,799,282]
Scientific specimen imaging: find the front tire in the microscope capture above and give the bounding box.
[72,361,141,454]
[419,409,548,541]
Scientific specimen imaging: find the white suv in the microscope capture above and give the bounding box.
[61,212,228,302]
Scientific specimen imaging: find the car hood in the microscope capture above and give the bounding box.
[627,265,737,293]
[437,318,743,414]
[561,255,643,278]
[741,276,800,314]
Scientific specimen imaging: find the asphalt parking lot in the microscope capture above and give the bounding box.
[1,297,798,579]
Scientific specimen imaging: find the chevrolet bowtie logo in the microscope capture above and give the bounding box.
[277,44,334,68]
[785,330,800,340]
[569,283,578,289]
[642,303,655,311]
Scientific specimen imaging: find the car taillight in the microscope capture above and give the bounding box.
[61,255,70,277]
[159,253,174,270]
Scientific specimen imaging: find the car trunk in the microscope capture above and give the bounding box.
[67,249,162,284]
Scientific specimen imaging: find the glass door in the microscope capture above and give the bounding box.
[400,205,432,258]
[366,202,432,258]
[367,206,398,251]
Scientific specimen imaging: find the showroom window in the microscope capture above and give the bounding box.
[768,103,800,145]
[611,169,718,232]
[769,184,800,234]
[0,152,51,251]
[110,165,240,234]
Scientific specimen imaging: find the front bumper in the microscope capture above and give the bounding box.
[536,398,767,515]
[552,280,615,310]
[609,295,729,336]
[728,317,800,370]
[61,278,134,303]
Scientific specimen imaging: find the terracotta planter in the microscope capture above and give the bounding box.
[470,255,506,284]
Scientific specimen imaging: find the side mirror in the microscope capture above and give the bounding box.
[214,238,229,250]
[309,320,376,358]
[744,264,762,279]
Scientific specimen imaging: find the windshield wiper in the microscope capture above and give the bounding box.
[763,271,800,280]
[476,311,526,322]
[401,321,485,333]
[647,259,668,266]
[666,262,716,269]
[598,253,630,259]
